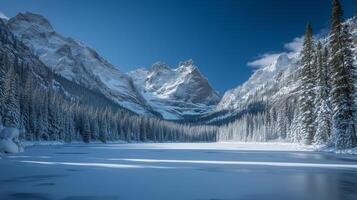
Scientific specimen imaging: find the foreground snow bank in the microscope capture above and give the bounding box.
[0,127,24,154]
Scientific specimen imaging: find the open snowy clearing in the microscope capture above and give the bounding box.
[1,142,357,200]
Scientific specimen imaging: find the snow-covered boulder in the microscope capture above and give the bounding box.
[0,127,24,154]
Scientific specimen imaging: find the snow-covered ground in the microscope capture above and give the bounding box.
[1,142,357,200]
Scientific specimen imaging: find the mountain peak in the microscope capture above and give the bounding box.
[151,61,171,72]
[276,53,289,63]
[178,59,198,73]
[128,59,220,119]
[263,53,291,72]
[10,12,54,32]
[179,59,194,66]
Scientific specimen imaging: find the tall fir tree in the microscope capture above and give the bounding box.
[48,90,61,140]
[0,54,8,119]
[82,115,91,143]
[329,0,357,149]
[314,43,332,144]
[22,73,35,140]
[38,89,49,140]
[99,115,108,143]
[3,62,20,128]
[299,23,316,145]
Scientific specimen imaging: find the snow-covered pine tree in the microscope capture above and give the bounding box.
[314,43,332,144]
[48,90,61,141]
[90,114,100,140]
[63,104,75,142]
[139,117,147,141]
[82,115,91,143]
[22,73,35,140]
[299,23,316,145]
[99,114,108,143]
[0,54,7,119]
[3,60,20,128]
[277,109,287,139]
[29,88,39,139]
[37,89,49,140]
[290,108,302,142]
[329,0,357,149]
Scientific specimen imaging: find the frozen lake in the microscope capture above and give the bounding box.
[1,142,357,200]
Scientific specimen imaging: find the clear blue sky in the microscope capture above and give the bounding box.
[0,0,355,94]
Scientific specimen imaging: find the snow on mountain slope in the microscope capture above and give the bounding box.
[7,12,154,115]
[217,53,297,111]
[216,18,357,115]
[211,17,357,124]
[128,60,221,119]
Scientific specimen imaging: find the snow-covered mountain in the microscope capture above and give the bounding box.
[207,17,357,125]
[217,53,296,111]
[7,12,155,116]
[128,60,220,119]
[193,52,301,124]
[6,12,220,120]
[0,18,128,113]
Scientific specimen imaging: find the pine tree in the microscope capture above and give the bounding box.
[82,115,91,143]
[299,23,316,145]
[290,108,302,142]
[90,116,99,140]
[38,90,49,140]
[22,73,35,140]
[314,43,332,144]
[3,63,20,128]
[0,54,7,119]
[48,91,61,140]
[99,116,108,143]
[329,0,357,149]
[277,109,287,139]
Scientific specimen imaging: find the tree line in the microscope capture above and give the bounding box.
[299,0,357,149]
[218,0,357,150]
[0,21,218,143]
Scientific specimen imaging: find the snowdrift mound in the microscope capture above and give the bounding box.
[0,127,24,154]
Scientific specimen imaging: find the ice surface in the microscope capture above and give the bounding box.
[0,142,357,200]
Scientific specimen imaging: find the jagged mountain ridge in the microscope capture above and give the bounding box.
[6,12,220,120]
[190,55,301,125]
[128,60,220,119]
[7,12,157,116]
[217,53,296,111]
[0,18,132,113]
